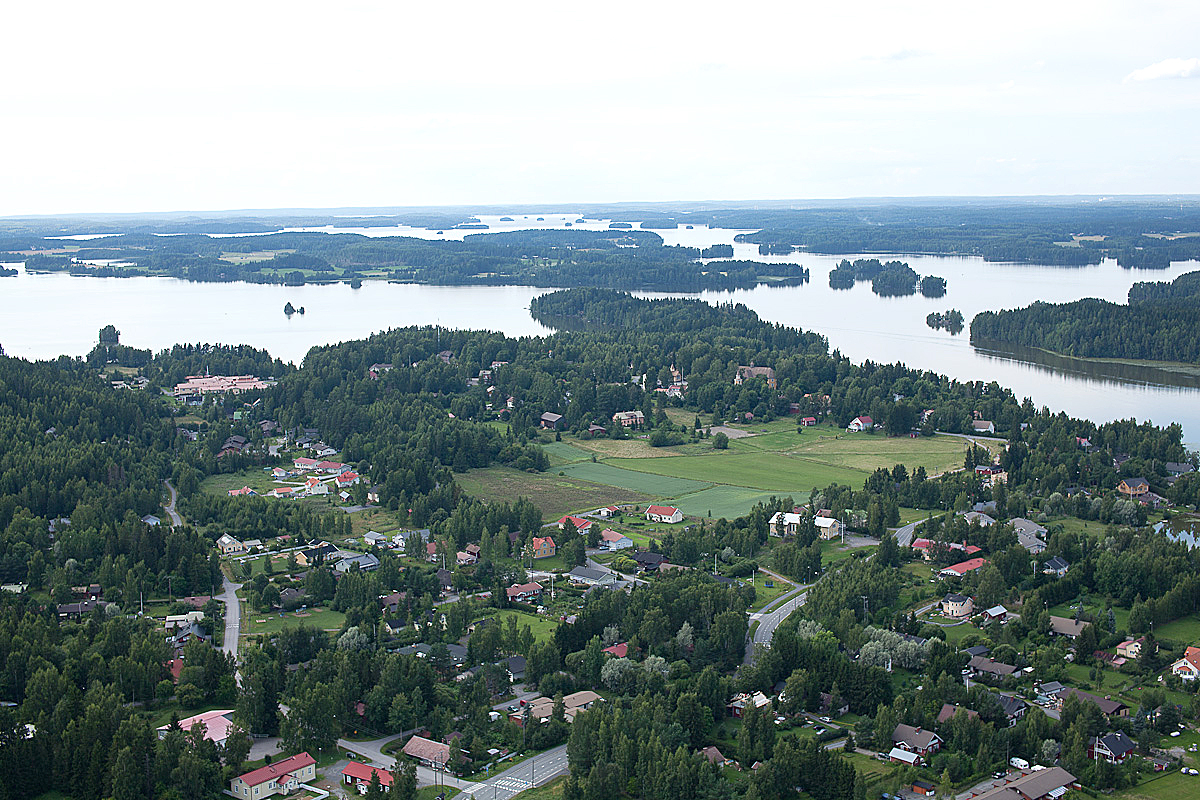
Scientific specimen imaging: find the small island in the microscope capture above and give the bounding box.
[828,258,948,297]
[926,308,965,333]
[283,302,306,316]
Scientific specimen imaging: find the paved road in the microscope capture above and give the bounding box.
[745,582,810,663]
[895,520,920,548]
[218,575,243,659]
[163,480,183,525]
[338,737,569,800]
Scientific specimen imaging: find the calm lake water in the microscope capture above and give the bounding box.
[4,217,1200,448]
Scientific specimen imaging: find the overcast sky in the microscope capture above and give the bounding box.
[2,1,1198,215]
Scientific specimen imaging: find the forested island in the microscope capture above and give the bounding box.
[3,288,1200,800]
[970,269,1200,364]
[926,309,965,334]
[827,258,947,297]
[3,229,809,292]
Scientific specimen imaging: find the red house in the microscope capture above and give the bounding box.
[342,762,393,793]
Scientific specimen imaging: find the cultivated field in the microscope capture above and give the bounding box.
[455,465,653,521]
[606,452,863,492]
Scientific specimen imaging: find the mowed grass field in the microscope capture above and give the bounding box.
[608,452,863,492]
[672,486,788,519]
[557,462,711,496]
[245,607,346,635]
[455,465,652,522]
[1116,770,1200,800]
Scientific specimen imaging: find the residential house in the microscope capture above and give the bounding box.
[962,511,996,527]
[941,593,974,618]
[596,506,620,518]
[336,471,360,488]
[612,410,645,428]
[142,514,161,526]
[531,536,556,558]
[700,746,729,767]
[435,568,453,593]
[768,511,805,537]
[367,485,382,504]
[457,550,478,566]
[1117,477,1151,500]
[599,529,633,551]
[557,515,594,534]
[229,752,316,799]
[819,692,849,717]
[800,416,817,426]
[316,460,349,475]
[506,582,543,603]
[972,420,995,434]
[892,724,942,758]
[734,365,776,389]
[165,611,205,631]
[379,591,406,615]
[969,767,1077,800]
[1171,646,1200,681]
[293,457,319,471]
[402,735,452,769]
[267,486,301,499]
[1010,518,1049,553]
[334,553,380,573]
[342,762,393,794]
[814,514,842,539]
[728,691,772,718]
[363,531,389,547]
[540,412,565,430]
[303,476,329,496]
[846,415,873,432]
[158,710,235,746]
[888,748,921,767]
[1089,732,1136,764]
[1166,461,1195,477]
[981,605,1009,623]
[217,534,244,556]
[993,693,1027,727]
[57,599,108,620]
[1042,556,1070,577]
[968,656,1018,680]
[645,505,683,524]
[296,542,338,566]
[633,551,667,572]
[1116,637,1148,659]
[936,704,978,724]
[911,538,982,561]
[1048,616,1089,639]
[510,690,602,726]
[426,542,439,563]
[567,566,616,587]
[1057,687,1129,717]
[603,643,629,658]
[911,780,936,797]
[505,655,527,683]
[939,557,988,578]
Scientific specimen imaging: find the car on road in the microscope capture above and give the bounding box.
[819,716,831,723]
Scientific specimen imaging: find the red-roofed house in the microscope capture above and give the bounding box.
[1172,646,1200,681]
[603,642,628,658]
[228,486,256,497]
[645,506,683,524]
[230,752,316,799]
[506,582,543,602]
[911,539,982,561]
[342,762,393,793]
[556,515,593,533]
[402,735,452,768]
[938,557,988,578]
[847,416,873,432]
[426,542,438,562]
[801,416,817,426]
[532,536,556,558]
[336,471,360,487]
[317,460,349,474]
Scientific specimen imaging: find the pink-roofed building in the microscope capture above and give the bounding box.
[158,709,235,746]
[600,529,633,551]
[174,375,269,398]
[227,486,255,497]
[532,536,556,558]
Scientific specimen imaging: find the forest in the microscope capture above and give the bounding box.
[970,270,1200,363]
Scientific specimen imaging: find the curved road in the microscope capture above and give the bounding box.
[163,480,183,526]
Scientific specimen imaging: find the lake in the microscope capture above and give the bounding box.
[4,217,1200,448]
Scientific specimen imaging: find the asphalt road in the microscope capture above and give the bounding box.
[218,575,242,659]
[895,520,919,548]
[745,582,810,663]
[163,480,183,525]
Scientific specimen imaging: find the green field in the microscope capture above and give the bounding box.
[1115,769,1200,800]
[455,465,652,522]
[557,462,712,495]
[539,440,593,466]
[245,607,346,636]
[509,776,565,800]
[671,486,788,519]
[607,452,863,492]
[1152,615,1200,644]
[483,609,560,644]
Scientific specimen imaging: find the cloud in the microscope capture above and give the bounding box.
[1124,57,1200,82]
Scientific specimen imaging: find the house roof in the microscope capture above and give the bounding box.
[603,643,628,658]
[557,515,593,530]
[633,551,666,565]
[984,605,1008,617]
[941,557,988,576]
[1061,687,1128,715]
[937,704,978,723]
[341,762,392,787]
[568,566,612,583]
[943,593,970,604]
[236,752,315,787]
[646,505,680,516]
[402,735,451,765]
[968,656,1018,676]
[888,747,920,765]
[600,529,629,543]
[893,723,940,750]
[532,536,555,549]
[1174,646,1200,673]
[973,767,1076,800]
[1049,616,1089,637]
[1044,556,1070,571]
[159,709,235,742]
[700,746,726,764]
[962,645,990,658]
[1093,731,1135,757]
[992,693,1026,717]
[1121,477,1150,490]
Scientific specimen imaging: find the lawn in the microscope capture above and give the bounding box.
[416,787,460,800]
[557,462,711,496]
[508,775,565,800]
[244,607,346,636]
[539,440,592,466]
[749,572,796,610]
[1115,769,1200,800]
[606,452,864,492]
[1153,615,1200,645]
[842,751,896,783]
[200,469,281,496]
[483,609,560,644]
[785,431,979,476]
[455,465,652,522]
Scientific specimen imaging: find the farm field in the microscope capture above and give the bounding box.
[671,486,787,519]
[606,452,863,492]
[456,465,652,522]
[556,461,711,496]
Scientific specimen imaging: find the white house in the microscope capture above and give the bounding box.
[847,416,873,432]
[1172,646,1200,681]
[645,505,683,524]
[599,529,633,551]
[768,512,804,537]
[814,515,842,539]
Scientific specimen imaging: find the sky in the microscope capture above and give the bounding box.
[2,0,1198,216]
